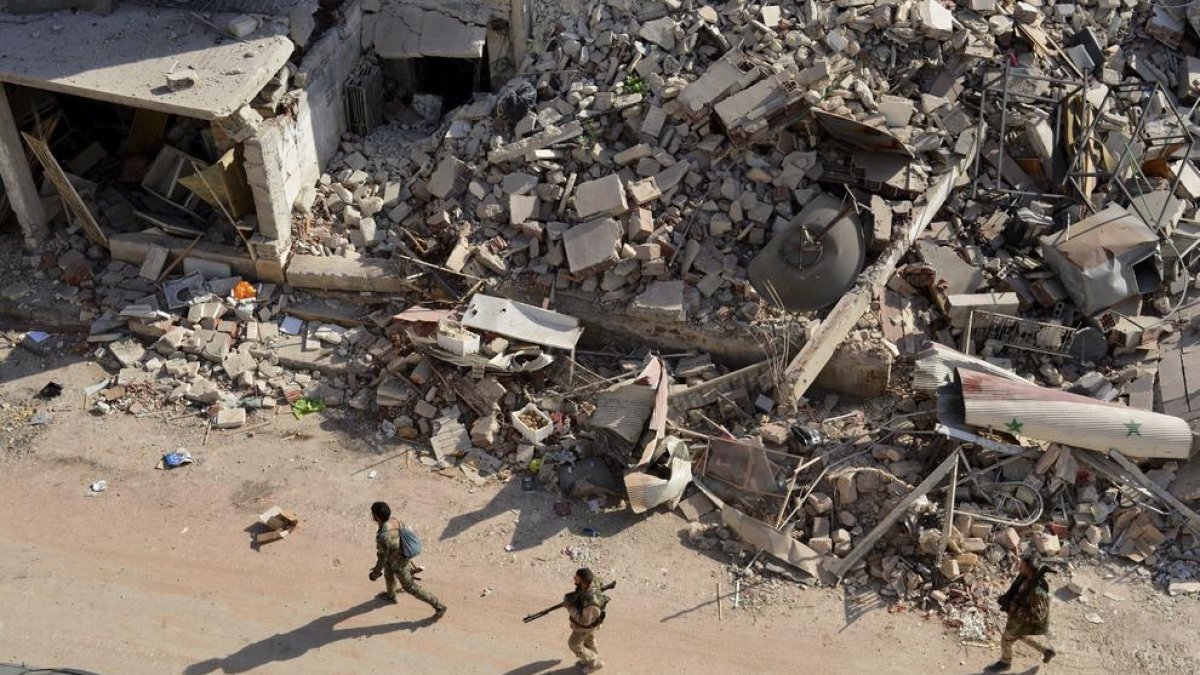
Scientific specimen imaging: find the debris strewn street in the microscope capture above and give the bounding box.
[1,0,1200,672]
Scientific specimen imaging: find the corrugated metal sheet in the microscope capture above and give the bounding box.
[912,342,1026,393]
[960,369,1193,460]
[625,453,692,514]
[590,385,655,455]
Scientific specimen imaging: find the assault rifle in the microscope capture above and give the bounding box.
[999,565,1057,612]
[523,581,617,623]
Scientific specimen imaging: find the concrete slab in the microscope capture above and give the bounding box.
[575,173,628,219]
[631,280,686,322]
[0,6,293,119]
[562,217,622,274]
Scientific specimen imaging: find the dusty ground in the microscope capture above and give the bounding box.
[0,349,1198,675]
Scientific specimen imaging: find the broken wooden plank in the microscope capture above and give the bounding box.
[21,131,108,247]
[829,450,960,582]
[1109,450,1200,536]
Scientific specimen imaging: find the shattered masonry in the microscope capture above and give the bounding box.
[2,0,1200,643]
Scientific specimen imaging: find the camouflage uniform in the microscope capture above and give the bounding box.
[997,572,1054,663]
[372,518,444,612]
[565,584,609,671]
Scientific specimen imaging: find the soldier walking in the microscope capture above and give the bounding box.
[564,567,609,673]
[987,553,1057,671]
[368,501,446,618]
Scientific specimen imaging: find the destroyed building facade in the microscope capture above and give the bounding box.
[3,0,1200,644]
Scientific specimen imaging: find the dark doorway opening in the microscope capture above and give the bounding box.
[414,56,490,111]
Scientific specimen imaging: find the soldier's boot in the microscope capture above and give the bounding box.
[376,592,399,604]
[1043,648,1056,664]
[433,602,447,620]
[984,661,1011,673]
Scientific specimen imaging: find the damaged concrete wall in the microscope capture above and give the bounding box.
[297,0,364,167]
[365,0,491,59]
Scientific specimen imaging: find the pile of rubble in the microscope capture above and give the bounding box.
[7,0,1200,644]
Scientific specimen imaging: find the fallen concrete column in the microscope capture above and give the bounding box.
[286,254,410,293]
[784,126,982,403]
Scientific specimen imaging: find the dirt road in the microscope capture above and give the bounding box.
[0,355,1197,674]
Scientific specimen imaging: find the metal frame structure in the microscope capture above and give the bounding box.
[971,65,1085,203]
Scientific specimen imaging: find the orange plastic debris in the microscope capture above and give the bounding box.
[233,281,256,300]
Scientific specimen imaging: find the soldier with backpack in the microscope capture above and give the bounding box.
[564,567,609,673]
[368,501,446,618]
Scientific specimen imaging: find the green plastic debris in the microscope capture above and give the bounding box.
[291,398,326,419]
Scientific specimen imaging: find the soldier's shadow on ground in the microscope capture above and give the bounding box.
[961,668,1039,675]
[439,477,640,552]
[181,598,437,674]
[501,660,576,675]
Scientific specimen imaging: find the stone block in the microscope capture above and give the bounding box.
[108,339,146,367]
[614,144,652,166]
[214,406,247,429]
[563,218,622,273]
[835,474,858,504]
[428,156,466,199]
[626,208,654,242]
[626,177,662,205]
[510,194,538,224]
[630,280,686,322]
[575,174,628,219]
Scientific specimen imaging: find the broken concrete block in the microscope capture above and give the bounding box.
[166,70,196,91]
[916,0,953,37]
[835,475,858,505]
[413,400,438,419]
[877,95,915,128]
[1033,532,1061,555]
[228,14,258,38]
[574,174,628,219]
[428,156,466,200]
[626,208,654,242]
[109,339,146,367]
[222,350,258,380]
[502,172,538,195]
[626,177,662,206]
[640,106,667,139]
[562,217,622,273]
[510,194,538,224]
[214,406,247,429]
[630,280,686,322]
[139,245,169,281]
[614,144,653,166]
[946,292,1020,329]
[639,17,677,50]
[470,415,500,448]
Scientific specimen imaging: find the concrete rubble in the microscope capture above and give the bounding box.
[4,0,1200,646]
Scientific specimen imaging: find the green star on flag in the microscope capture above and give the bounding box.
[1125,420,1142,437]
[1004,418,1024,434]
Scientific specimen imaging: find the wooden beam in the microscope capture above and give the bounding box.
[21,131,107,247]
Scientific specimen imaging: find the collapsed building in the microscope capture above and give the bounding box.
[2,0,1200,638]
